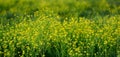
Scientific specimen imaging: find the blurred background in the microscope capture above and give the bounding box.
[0,0,120,24]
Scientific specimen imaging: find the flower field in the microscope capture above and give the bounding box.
[0,0,120,57]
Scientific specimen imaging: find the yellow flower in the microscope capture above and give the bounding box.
[104,40,108,45]
[22,50,25,55]
[42,54,45,57]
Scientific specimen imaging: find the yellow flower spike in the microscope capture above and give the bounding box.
[9,40,13,45]
[69,50,73,56]
[3,44,7,49]
[0,51,3,54]
[0,39,2,42]
[42,54,45,57]
[86,53,89,56]
[75,52,78,56]
[75,47,80,52]
[26,46,30,50]
[73,34,76,38]
[79,53,83,56]
[99,29,103,33]
[22,50,25,55]
[84,51,86,53]
[16,42,22,46]
[29,53,32,56]
[104,40,108,45]
[40,42,43,45]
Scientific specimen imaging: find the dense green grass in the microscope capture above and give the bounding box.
[0,0,120,57]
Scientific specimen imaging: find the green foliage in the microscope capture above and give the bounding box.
[0,0,120,57]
